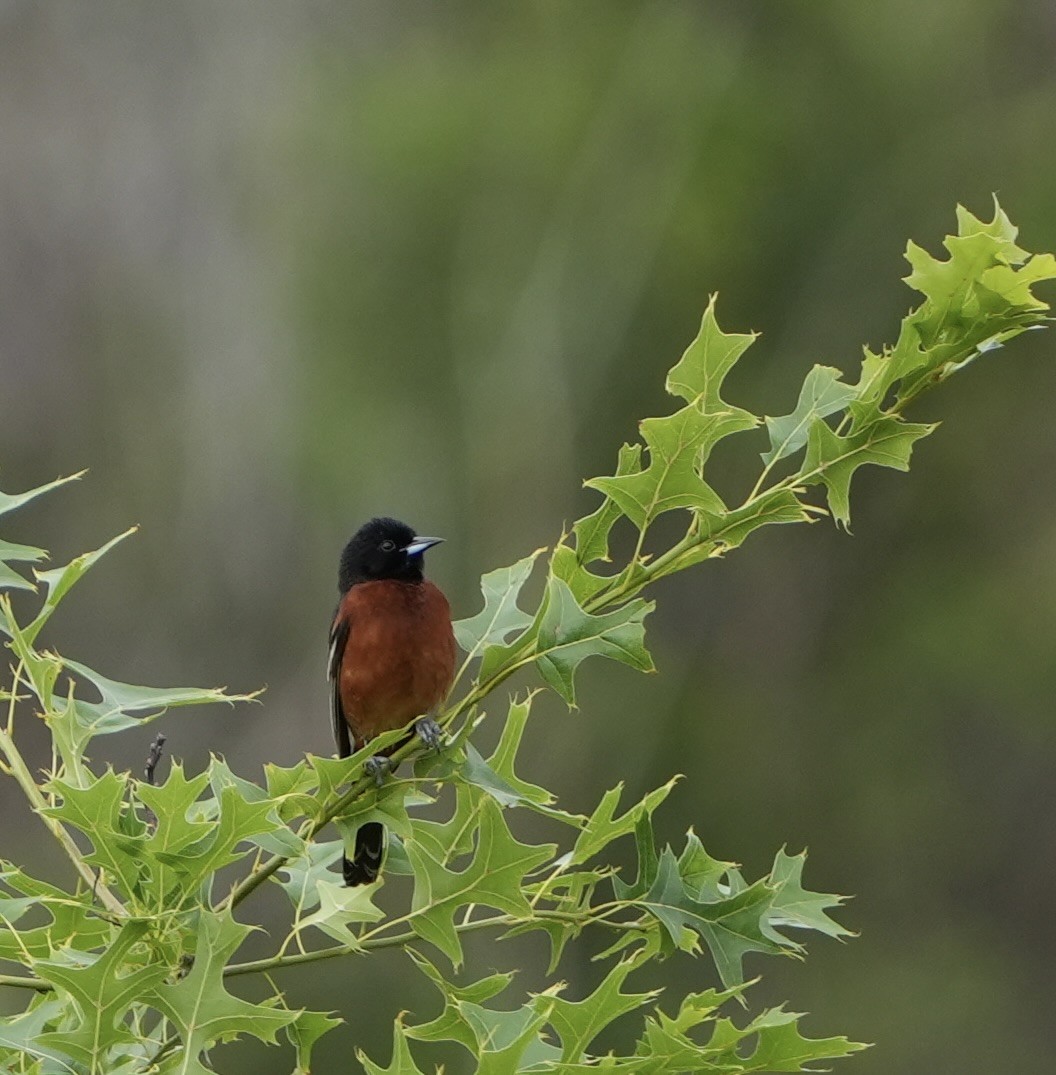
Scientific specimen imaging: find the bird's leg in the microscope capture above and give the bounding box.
[364,755,394,787]
[415,714,444,752]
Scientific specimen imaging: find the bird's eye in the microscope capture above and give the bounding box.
[380,539,396,552]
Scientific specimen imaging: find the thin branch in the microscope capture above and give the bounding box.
[0,973,51,992]
[224,910,649,980]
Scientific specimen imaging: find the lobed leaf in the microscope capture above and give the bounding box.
[454,548,545,657]
[801,416,935,529]
[585,406,734,530]
[152,911,299,1072]
[573,443,643,565]
[665,294,759,422]
[23,528,137,645]
[406,797,555,967]
[548,957,659,1064]
[763,365,857,466]
[33,920,168,1070]
[533,578,654,707]
[0,472,84,520]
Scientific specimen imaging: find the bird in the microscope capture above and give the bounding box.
[328,517,456,885]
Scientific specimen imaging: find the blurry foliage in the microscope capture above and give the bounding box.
[1,204,1052,1071]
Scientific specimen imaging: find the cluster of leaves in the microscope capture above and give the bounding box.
[0,202,1051,1073]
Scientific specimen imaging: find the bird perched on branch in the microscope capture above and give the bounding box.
[328,517,456,885]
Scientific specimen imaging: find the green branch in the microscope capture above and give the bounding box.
[0,973,50,992]
[224,909,648,980]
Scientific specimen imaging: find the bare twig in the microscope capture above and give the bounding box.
[144,732,167,785]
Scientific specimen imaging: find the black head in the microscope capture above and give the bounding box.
[338,517,444,591]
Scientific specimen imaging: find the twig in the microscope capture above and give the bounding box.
[224,910,647,979]
[0,973,51,992]
[140,732,167,831]
[144,733,167,785]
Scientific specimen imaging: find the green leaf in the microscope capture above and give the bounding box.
[766,848,853,943]
[154,785,281,900]
[137,763,213,857]
[550,540,619,605]
[453,694,577,821]
[548,957,659,1063]
[612,813,661,903]
[585,406,735,531]
[1,602,61,711]
[533,578,654,706]
[634,985,748,1071]
[802,416,935,529]
[585,298,761,538]
[0,471,84,519]
[482,693,553,806]
[570,779,678,867]
[453,548,545,656]
[574,443,643,564]
[630,985,867,1073]
[980,253,1056,312]
[286,1009,343,1075]
[23,527,137,644]
[665,294,758,424]
[406,797,554,967]
[295,879,384,943]
[621,840,850,990]
[635,848,786,989]
[740,1006,868,1071]
[152,910,298,1072]
[263,759,320,824]
[49,698,162,785]
[0,864,111,961]
[462,995,556,1075]
[701,487,815,553]
[677,830,735,900]
[401,779,484,869]
[904,199,1032,321]
[0,537,47,593]
[208,757,305,857]
[308,725,407,801]
[43,770,147,899]
[0,997,77,1071]
[357,1017,429,1075]
[763,366,857,466]
[507,867,606,974]
[61,655,258,714]
[33,920,168,1070]
[405,951,518,1055]
[404,954,560,1074]
[276,839,344,912]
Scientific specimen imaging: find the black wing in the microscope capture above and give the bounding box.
[328,614,352,758]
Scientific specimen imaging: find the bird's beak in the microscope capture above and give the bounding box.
[403,536,444,557]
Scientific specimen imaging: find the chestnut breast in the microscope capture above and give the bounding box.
[336,578,456,746]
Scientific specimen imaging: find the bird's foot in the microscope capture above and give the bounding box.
[415,717,444,752]
[364,755,394,787]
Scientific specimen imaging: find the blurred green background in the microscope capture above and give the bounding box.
[3,2,1056,1071]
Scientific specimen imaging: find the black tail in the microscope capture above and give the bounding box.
[343,821,385,886]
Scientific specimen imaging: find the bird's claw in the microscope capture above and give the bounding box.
[364,756,393,787]
[415,717,444,752]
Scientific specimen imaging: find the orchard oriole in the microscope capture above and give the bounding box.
[328,517,456,885]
